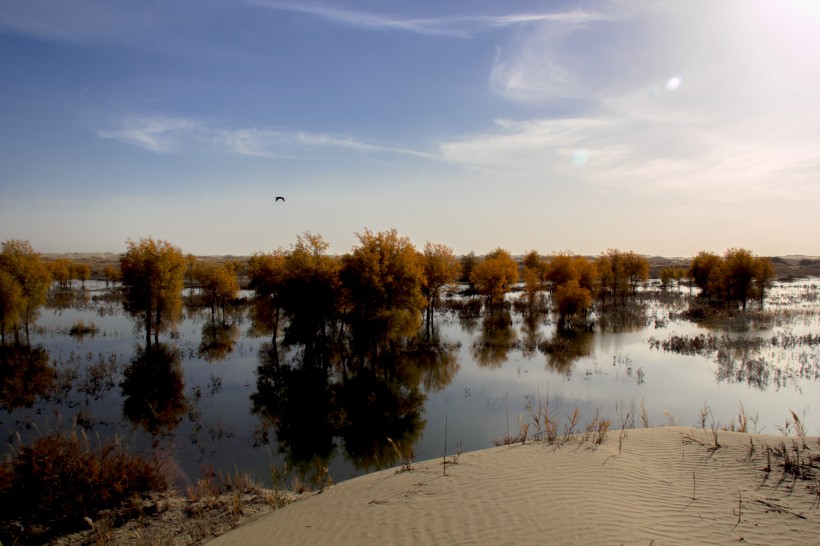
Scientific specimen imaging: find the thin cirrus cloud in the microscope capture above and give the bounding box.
[96,116,205,154]
[97,115,434,160]
[240,0,610,38]
[218,127,436,159]
[0,0,612,47]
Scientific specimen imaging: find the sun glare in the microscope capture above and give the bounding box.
[755,0,820,71]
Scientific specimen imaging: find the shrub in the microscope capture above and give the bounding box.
[0,428,168,543]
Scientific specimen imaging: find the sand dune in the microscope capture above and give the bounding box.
[206,427,820,545]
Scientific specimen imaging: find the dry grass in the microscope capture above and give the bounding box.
[638,399,650,428]
[790,410,809,449]
[388,437,415,472]
[584,409,612,445]
[186,467,261,509]
[683,403,721,450]
[503,398,625,450]
[60,486,300,546]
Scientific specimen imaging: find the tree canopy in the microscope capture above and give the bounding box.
[689,248,776,310]
[469,248,518,316]
[119,238,186,348]
[420,242,461,335]
[0,240,51,345]
[340,229,426,358]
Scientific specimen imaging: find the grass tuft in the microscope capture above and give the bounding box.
[387,438,414,472]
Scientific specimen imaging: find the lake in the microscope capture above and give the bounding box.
[2,279,819,489]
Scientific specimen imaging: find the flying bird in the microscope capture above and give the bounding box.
[275,196,285,202]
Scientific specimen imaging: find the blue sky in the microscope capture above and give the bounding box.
[1,0,819,257]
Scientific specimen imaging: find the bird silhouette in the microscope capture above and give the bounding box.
[275,196,285,202]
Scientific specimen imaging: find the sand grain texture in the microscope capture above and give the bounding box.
[206,427,820,545]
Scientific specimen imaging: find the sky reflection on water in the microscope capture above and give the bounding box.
[2,280,819,487]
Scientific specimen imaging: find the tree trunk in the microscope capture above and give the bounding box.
[154,300,162,347]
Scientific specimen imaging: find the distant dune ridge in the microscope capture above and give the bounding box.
[207,427,820,545]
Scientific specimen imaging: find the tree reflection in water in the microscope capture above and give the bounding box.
[251,334,459,478]
[404,336,460,393]
[121,343,187,437]
[251,343,336,474]
[338,364,424,471]
[47,289,91,313]
[0,345,53,411]
[471,311,515,368]
[596,303,650,333]
[198,322,239,362]
[539,328,594,374]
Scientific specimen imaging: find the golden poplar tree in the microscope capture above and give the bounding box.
[340,228,425,356]
[119,238,186,347]
[0,240,51,345]
[420,242,460,335]
[195,261,240,323]
[469,248,518,316]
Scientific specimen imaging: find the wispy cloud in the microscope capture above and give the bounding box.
[240,0,609,37]
[292,131,435,158]
[97,116,204,153]
[217,127,435,159]
[438,90,820,203]
[0,0,608,45]
[97,115,433,159]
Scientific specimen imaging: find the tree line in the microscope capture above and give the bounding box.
[0,233,779,347]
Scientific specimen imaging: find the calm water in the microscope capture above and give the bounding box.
[2,280,819,488]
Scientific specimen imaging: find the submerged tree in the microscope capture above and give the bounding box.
[248,250,287,341]
[70,262,92,288]
[119,238,186,348]
[723,248,756,311]
[47,258,73,290]
[554,279,593,328]
[659,266,687,291]
[753,256,776,309]
[420,242,460,338]
[622,251,649,295]
[597,250,625,306]
[340,229,426,359]
[688,251,722,299]
[469,248,518,317]
[194,260,240,323]
[0,240,51,345]
[103,265,121,287]
[249,233,341,369]
[521,250,548,304]
[545,252,577,293]
[689,248,773,311]
[520,266,542,313]
[0,270,23,345]
[279,233,341,368]
[459,252,478,287]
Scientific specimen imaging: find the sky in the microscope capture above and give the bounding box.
[1,0,819,258]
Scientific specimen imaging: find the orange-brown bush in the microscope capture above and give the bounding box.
[0,428,168,543]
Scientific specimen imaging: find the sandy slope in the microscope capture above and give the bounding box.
[206,427,820,545]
